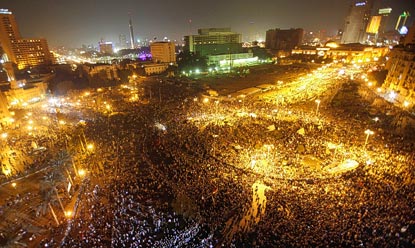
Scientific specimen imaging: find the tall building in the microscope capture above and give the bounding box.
[383,44,415,106]
[341,0,374,44]
[184,28,243,57]
[404,25,415,45]
[265,28,304,51]
[118,34,127,49]
[129,14,135,49]
[150,41,176,63]
[378,8,392,37]
[0,9,52,69]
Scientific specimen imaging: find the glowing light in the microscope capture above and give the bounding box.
[389,91,397,100]
[1,133,7,139]
[86,144,94,150]
[64,210,73,218]
[403,101,410,108]
[11,182,16,188]
[78,169,86,177]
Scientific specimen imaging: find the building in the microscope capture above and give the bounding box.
[118,34,127,49]
[378,8,392,39]
[341,0,374,44]
[0,9,52,69]
[291,43,389,64]
[265,28,304,51]
[0,91,10,125]
[404,25,415,45]
[383,44,415,106]
[150,41,176,63]
[142,63,169,75]
[184,28,243,57]
[99,42,114,54]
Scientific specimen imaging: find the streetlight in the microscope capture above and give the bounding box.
[78,169,86,177]
[364,129,374,148]
[1,133,7,139]
[315,99,321,115]
[86,143,94,151]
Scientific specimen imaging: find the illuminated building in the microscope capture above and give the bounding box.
[341,0,374,44]
[99,42,114,54]
[142,63,169,75]
[265,28,304,51]
[292,43,389,63]
[0,90,10,125]
[150,41,176,63]
[184,28,243,57]
[366,16,382,34]
[383,44,415,105]
[0,9,52,69]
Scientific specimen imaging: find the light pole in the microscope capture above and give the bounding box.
[364,129,374,148]
[315,99,321,115]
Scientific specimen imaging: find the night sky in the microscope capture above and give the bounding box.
[2,0,414,48]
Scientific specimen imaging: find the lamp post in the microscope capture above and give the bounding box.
[364,129,374,148]
[315,99,321,115]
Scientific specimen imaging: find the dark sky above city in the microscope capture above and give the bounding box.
[2,0,414,48]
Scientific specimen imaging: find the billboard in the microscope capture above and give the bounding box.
[366,16,382,34]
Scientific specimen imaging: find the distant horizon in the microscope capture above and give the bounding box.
[2,0,414,48]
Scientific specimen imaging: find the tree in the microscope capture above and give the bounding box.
[177,51,207,73]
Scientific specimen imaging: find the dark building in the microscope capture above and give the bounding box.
[265,28,304,51]
[341,0,374,44]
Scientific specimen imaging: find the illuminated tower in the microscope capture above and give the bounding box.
[0,9,52,69]
[0,9,22,65]
[341,0,374,44]
[129,14,135,49]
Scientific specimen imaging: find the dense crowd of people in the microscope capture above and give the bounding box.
[58,73,415,247]
[2,64,415,247]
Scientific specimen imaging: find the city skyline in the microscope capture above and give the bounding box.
[3,0,414,48]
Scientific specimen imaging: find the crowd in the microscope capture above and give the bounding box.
[2,68,414,247]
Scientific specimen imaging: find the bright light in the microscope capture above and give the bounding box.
[203,98,209,103]
[78,169,86,177]
[365,129,374,136]
[389,91,397,100]
[403,101,410,108]
[59,120,66,125]
[1,133,7,139]
[64,210,73,218]
[11,182,16,188]
[86,144,94,150]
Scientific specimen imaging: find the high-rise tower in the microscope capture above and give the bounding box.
[0,9,52,69]
[129,14,135,49]
[341,0,374,44]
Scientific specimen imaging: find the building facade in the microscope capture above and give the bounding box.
[184,28,243,57]
[292,43,389,63]
[0,9,52,69]
[383,44,415,106]
[99,42,114,54]
[265,28,304,51]
[150,41,176,63]
[341,0,374,44]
